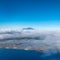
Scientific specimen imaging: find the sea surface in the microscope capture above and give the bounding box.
[0,49,60,60]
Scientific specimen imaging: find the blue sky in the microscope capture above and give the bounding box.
[0,0,60,29]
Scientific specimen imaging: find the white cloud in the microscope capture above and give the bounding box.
[0,29,60,55]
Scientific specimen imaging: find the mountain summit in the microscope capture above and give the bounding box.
[22,27,34,30]
[21,27,35,34]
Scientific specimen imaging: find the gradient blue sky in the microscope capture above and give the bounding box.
[0,0,60,29]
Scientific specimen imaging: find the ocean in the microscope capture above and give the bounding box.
[0,49,60,60]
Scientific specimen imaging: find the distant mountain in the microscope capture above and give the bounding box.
[21,27,35,34]
[22,27,34,30]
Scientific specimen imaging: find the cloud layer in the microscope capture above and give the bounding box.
[0,29,60,55]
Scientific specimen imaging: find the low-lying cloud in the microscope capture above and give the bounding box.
[0,30,60,55]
